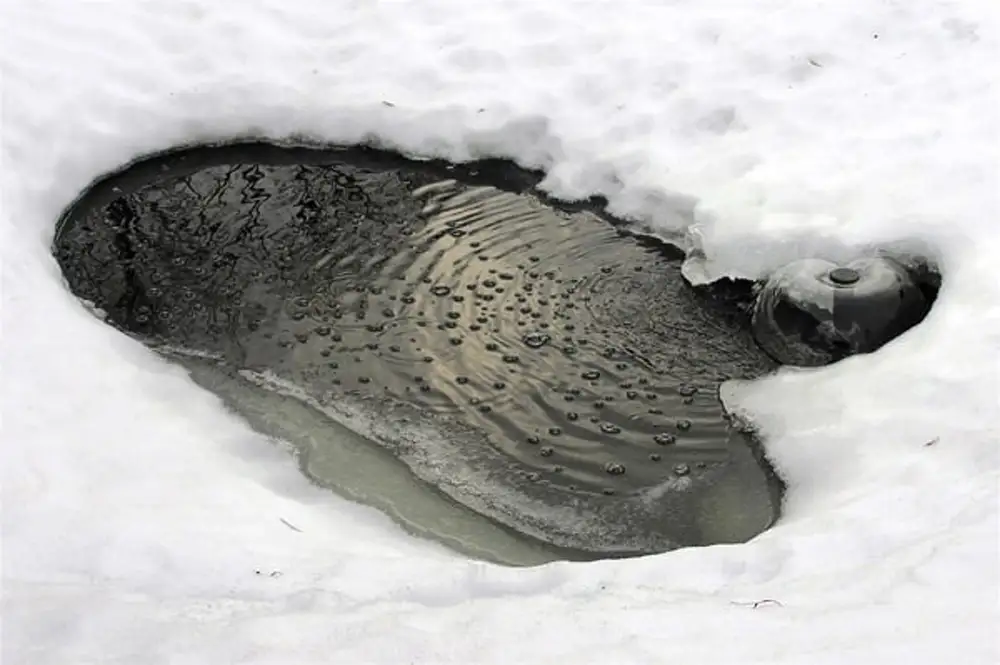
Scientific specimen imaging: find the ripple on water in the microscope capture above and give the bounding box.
[54,144,782,557]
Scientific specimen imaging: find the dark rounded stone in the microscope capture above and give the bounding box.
[752,257,932,367]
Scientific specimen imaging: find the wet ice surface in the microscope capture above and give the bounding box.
[172,351,565,566]
[55,144,781,557]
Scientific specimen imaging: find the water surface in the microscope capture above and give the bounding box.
[54,143,783,560]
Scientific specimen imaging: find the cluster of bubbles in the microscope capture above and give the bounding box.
[221,178,775,495]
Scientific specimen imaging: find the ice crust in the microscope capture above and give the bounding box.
[2,1,998,663]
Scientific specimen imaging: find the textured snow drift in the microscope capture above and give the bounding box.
[1,1,998,663]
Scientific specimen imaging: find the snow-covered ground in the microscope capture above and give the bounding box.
[2,1,997,663]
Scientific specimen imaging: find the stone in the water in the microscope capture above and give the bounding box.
[752,256,933,367]
[53,142,786,560]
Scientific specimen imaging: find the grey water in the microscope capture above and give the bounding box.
[54,143,783,562]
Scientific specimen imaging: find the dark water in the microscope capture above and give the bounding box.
[54,142,783,558]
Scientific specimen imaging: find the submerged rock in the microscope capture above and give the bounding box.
[752,257,932,367]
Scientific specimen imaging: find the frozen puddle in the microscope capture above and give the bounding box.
[54,142,785,561]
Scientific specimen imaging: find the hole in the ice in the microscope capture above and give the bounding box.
[52,141,933,564]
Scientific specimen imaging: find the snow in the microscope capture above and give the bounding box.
[1,0,997,663]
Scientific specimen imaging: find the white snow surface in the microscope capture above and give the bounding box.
[2,1,998,663]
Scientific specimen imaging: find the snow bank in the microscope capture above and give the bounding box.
[2,1,997,663]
